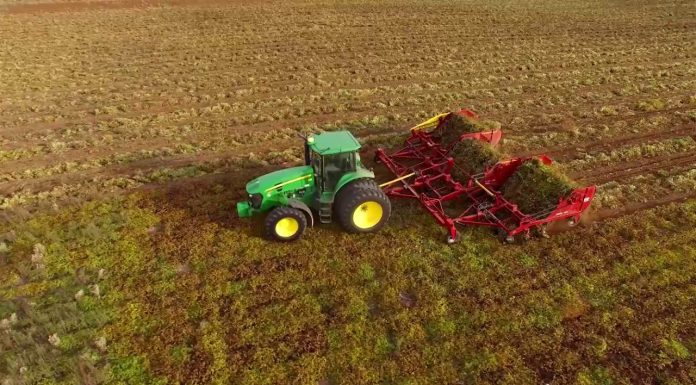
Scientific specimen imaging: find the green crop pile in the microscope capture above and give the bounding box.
[501,159,578,214]
[437,114,482,146]
[438,112,576,213]
[449,140,502,180]
[434,112,503,180]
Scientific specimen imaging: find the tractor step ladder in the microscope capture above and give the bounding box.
[318,197,333,223]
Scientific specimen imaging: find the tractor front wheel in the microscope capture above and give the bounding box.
[336,181,391,233]
[265,206,307,242]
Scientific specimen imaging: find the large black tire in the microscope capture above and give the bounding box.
[265,206,307,242]
[335,180,391,233]
[347,178,380,191]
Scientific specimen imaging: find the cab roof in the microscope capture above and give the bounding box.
[307,131,361,155]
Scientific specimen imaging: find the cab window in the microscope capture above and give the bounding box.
[323,153,355,192]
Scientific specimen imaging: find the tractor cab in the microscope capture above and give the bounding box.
[305,131,364,192]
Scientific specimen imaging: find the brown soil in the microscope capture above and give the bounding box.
[574,151,696,184]
[2,0,236,15]
[518,122,696,161]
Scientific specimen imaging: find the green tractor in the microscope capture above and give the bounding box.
[236,131,391,241]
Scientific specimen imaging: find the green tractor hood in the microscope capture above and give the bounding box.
[237,165,314,217]
[245,165,313,195]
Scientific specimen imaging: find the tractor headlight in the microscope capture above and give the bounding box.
[249,193,263,209]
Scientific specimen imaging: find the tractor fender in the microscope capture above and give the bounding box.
[334,169,376,195]
[287,199,314,227]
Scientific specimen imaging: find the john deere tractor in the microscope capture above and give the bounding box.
[236,131,391,241]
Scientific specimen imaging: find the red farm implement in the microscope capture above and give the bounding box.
[375,109,596,243]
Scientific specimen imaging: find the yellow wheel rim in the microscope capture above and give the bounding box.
[352,201,383,229]
[275,217,299,238]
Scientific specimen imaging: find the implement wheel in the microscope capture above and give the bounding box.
[446,233,459,245]
[336,180,391,233]
[496,228,516,244]
[265,206,307,242]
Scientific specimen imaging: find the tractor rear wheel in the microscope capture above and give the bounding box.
[335,181,391,233]
[265,206,307,241]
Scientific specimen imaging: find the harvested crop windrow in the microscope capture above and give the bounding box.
[436,113,501,146]
[433,112,503,180]
[450,139,502,180]
[435,111,579,213]
[437,114,481,145]
[501,159,577,214]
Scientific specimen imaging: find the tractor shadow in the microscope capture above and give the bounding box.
[136,162,347,240]
[136,145,410,241]
[136,166,261,236]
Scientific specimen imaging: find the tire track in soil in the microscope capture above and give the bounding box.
[3,119,693,203]
[505,105,696,136]
[2,111,693,222]
[593,192,696,222]
[2,93,691,170]
[572,151,696,184]
[516,122,696,160]
[2,113,693,195]
[0,138,298,197]
[3,134,694,227]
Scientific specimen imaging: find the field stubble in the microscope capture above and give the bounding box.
[1,0,695,384]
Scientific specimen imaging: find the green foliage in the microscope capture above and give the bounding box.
[76,295,100,312]
[636,98,665,111]
[438,114,483,145]
[518,253,538,268]
[660,338,691,361]
[501,158,577,213]
[450,139,502,179]
[576,366,614,385]
[169,345,193,364]
[108,356,167,385]
[200,319,231,385]
[1,3,695,384]
[0,199,160,384]
[358,263,376,282]
[2,170,695,385]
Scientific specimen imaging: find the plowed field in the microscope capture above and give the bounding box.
[1,1,694,384]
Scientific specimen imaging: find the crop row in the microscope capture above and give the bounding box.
[504,109,696,156]
[2,6,691,80]
[2,34,692,115]
[561,136,696,175]
[0,145,306,211]
[3,54,693,130]
[594,168,696,209]
[3,85,693,172]
[1,107,693,211]
[3,138,693,224]
[2,106,689,203]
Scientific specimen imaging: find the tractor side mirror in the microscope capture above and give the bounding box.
[304,141,311,165]
[298,133,311,165]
